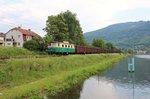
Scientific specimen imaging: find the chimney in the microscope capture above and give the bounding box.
[28,29,31,31]
[18,26,21,28]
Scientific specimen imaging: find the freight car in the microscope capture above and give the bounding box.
[47,41,119,54]
[75,45,107,54]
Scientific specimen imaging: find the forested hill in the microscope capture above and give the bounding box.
[84,21,150,49]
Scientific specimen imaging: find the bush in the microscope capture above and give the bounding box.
[23,40,39,51]
[23,37,47,51]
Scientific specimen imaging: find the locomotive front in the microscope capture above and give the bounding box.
[47,41,75,54]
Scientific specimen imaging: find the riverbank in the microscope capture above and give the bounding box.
[0,54,127,98]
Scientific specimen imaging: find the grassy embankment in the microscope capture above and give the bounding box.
[0,53,127,98]
[0,46,48,59]
[0,46,33,57]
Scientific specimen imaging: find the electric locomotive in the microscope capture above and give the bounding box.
[47,41,75,54]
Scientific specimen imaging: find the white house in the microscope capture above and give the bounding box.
[0,33,5,46]
[5,27,40,47]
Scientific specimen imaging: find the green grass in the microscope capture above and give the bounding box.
[0,46,49,59]
[0,46,33,58]
[0,54,127,98]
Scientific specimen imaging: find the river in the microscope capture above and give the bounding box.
[50,55,150,99]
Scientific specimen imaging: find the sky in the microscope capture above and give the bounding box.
[0,0,150,36]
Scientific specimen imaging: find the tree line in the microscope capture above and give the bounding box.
[92,38,116,50]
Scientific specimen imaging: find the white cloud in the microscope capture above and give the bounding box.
[0,0,150,36]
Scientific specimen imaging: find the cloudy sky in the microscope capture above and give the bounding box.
[0,0,150,36]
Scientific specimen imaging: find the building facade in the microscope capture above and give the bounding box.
[5,27,40,47]
[0,33,5,46]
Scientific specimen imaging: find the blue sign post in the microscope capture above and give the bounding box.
[128,57,135,72]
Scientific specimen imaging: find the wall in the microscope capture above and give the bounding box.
[0,37,4,46]
[5,30,23,47]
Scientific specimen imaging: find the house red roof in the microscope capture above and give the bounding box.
[10,27,40,37]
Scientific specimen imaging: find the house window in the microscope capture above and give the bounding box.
[18,43,20,46]
[62,45,64,47]
[6,39,12,41]
[18,35,21,38]
[7,43,11,45]
[65,45,67,47]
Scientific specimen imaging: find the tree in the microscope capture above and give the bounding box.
[44,10,87,45]
[43,34,53,45]
[92,38,105,48]
[106,42,115,50]
[127,48,134,54]
[62,10,88,45]
[44,15,69,42]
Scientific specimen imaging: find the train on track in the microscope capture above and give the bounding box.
[47,41,120,54]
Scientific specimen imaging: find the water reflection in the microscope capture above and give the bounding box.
[49,55,150,99]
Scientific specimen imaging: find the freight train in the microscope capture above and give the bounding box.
[47,41,120,54]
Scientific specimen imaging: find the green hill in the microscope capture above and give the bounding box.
[84,21,150,49]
